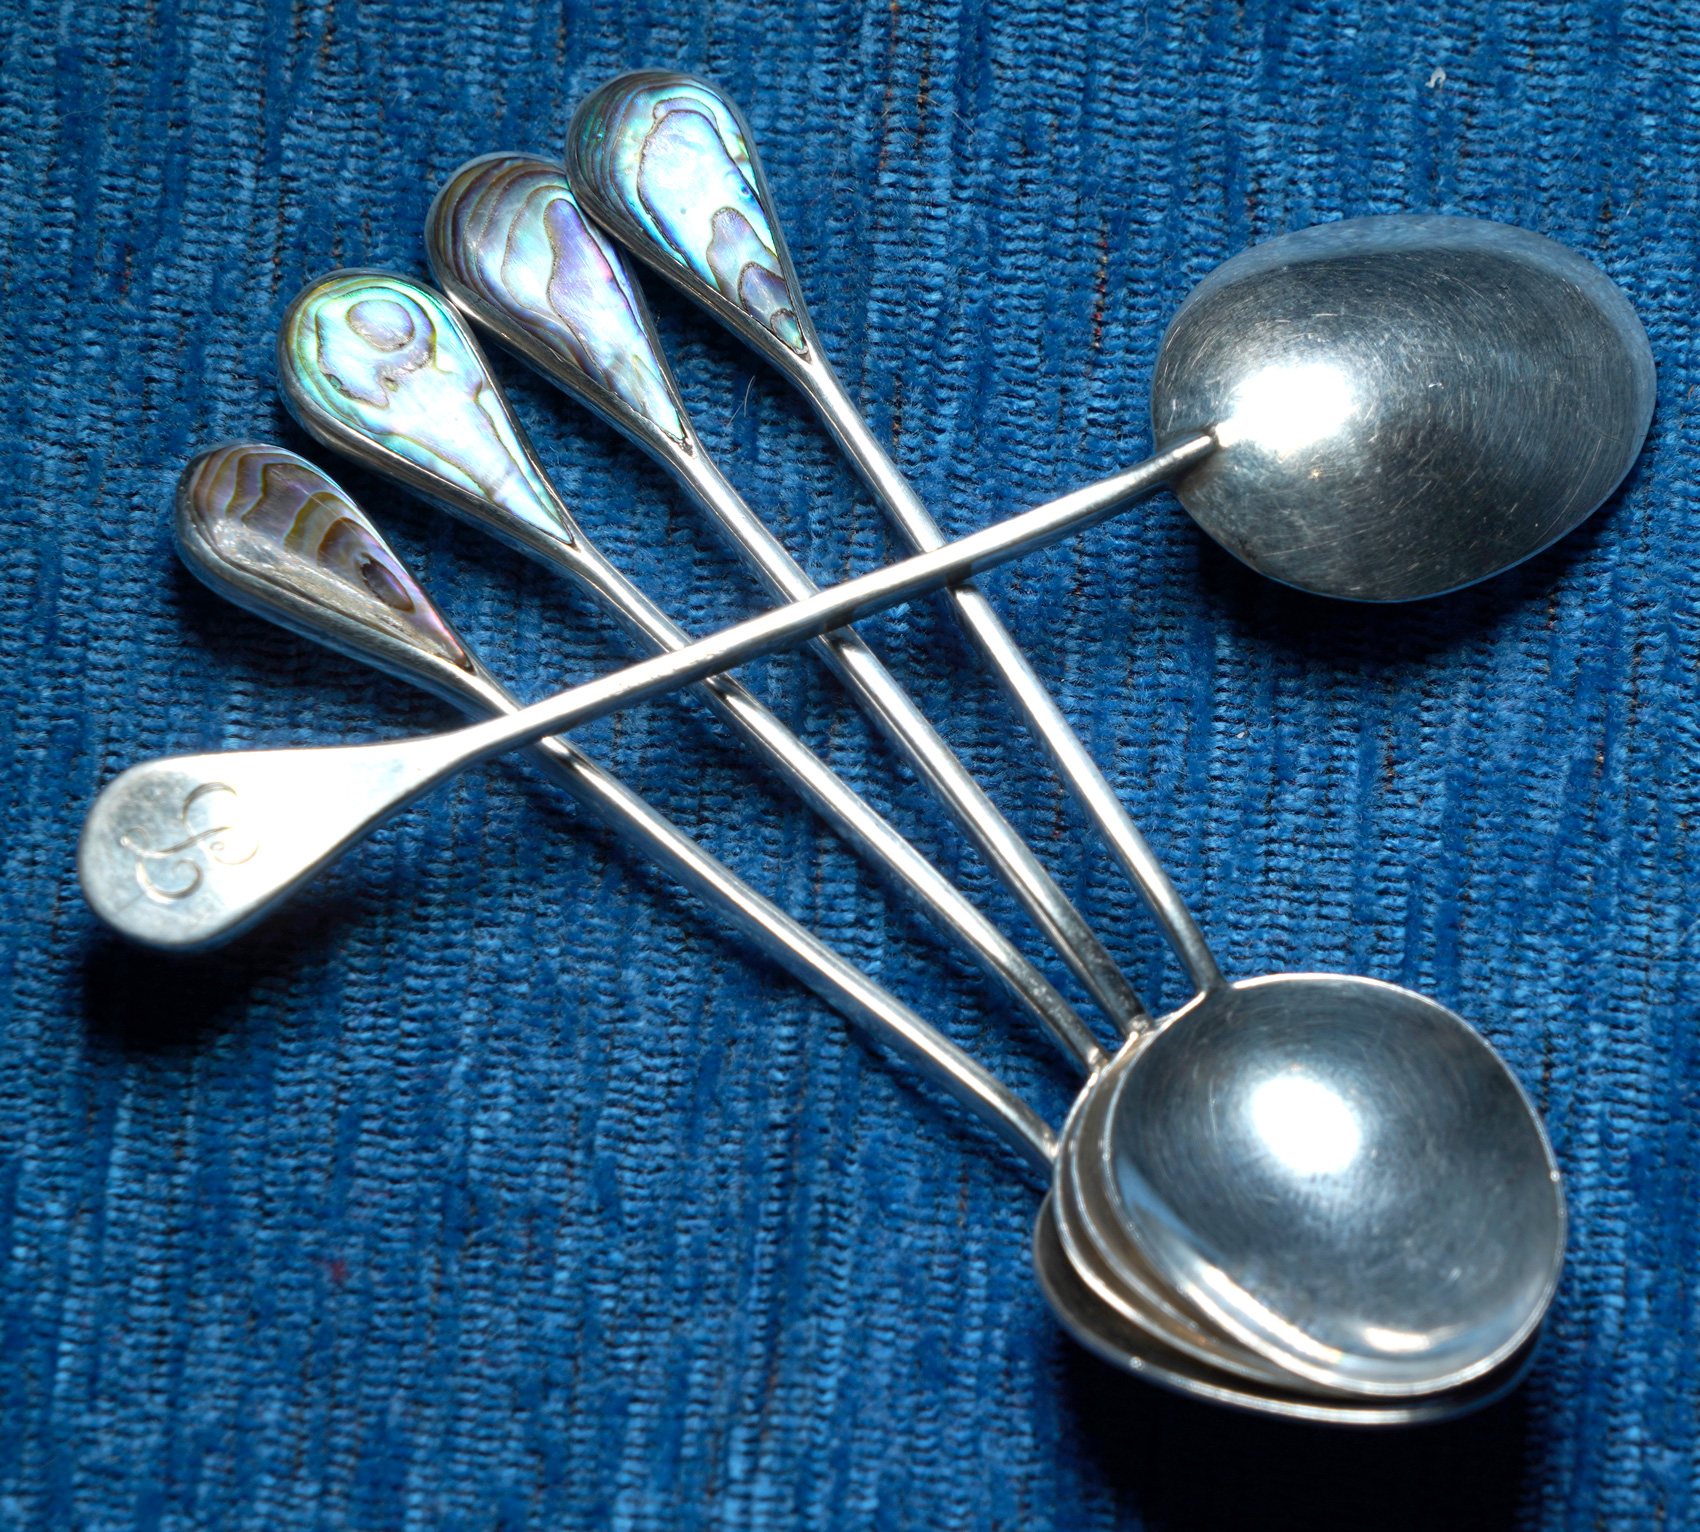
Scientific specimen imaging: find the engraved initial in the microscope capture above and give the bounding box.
[120,782,259,903]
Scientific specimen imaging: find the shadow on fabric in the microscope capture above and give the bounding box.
[1062,1340,1529,1529]
[78,900,361,1054]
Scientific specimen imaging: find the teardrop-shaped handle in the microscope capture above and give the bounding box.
[175,442,476,689]
[277,269,577,556]
[566,71,812,365]
[427,152,694,459]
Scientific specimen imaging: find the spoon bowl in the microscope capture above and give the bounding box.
[1100,973,1564,1396]
[1151,214,1656,601]
[1052,1039,1310,1389]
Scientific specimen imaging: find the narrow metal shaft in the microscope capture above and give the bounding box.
[671,445,1146,1035]
[797,371,1225,996]
[424,438,1215,792]
[532,526,1108,1074]
[464,665,1057,1170]
[78,436,1212,955]
[282,333,1106,1074]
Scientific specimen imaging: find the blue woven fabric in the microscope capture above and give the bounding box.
[3,1,1697,1526]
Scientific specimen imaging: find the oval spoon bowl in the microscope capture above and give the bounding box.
[1152,214,1655,601]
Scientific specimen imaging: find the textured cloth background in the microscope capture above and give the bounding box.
[2,1,1697,1527]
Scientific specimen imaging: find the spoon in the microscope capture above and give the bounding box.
[1031,1197,1544,1425]
[165,446,1540,1423]
[1151,213,1655,600]
[78,435,1207,954]
[420,152,1147,1038]
[1036,1009,1546,1421]
[86,198,1610,1394]
[562,73,1653,981]
[274,268,1108,1074]
[172,440,1053,1165]
[1086,973,1562,1397]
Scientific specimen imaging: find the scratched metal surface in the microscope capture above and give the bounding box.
[1,2,1695,1528]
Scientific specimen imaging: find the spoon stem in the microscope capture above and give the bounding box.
[171,439,1058,1169]
[420,193,1141,1045]
[467,668,1059,1170]
[443,435,1214,780]
[671,440,1148,1037]
[794,358,1226,997]
[555,523,1113,1073]
[288,365,1106,1075]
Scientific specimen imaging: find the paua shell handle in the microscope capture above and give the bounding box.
[427,152,693,456]
[277,269,576,554]
[176,442,475,686]
[566,71,811,363]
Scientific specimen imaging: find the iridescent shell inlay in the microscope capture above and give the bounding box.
[183,442,471,670]
[430,153,689,445]
[279,271,570,544]
[569,74,807,355]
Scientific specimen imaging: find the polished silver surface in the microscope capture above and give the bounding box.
[277,267,1111,1073]
[98,160,1617,1417]
[1102,974,1565,1395]
[78,436,1209,953]
[1032,1194,1542,1426]
[1051,1041,1311,1389]
[1048,986,1562,1405]
[425,152,1148,1040]
[561,105,1627,1406]
[566,71,1225,995]
[172,442,1057,1168]
[1152,214,1656,601]
[161,442,1550,1420]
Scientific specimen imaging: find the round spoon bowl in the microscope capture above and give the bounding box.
[1151,214,1655,601]
[1104,973,1565,1396]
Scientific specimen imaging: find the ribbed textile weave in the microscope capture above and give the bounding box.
[2,1,1696,1527]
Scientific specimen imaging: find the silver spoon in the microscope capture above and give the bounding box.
[171,440,1053,1164]
[419,152,1149,1038]
[165,447,1531,1423]
[78,436,1206,953]
[1036,1013,1545,1421]
[1151,212,1654,600]
[86,200,1615,1394]
[560,76,1612,1390]
[1031,1197,1543,1425]
[562,75,1652,982]
[1088,973,1562,1398]
[274,267,1108,1073]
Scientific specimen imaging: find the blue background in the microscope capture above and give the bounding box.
[2,1,1696,1527]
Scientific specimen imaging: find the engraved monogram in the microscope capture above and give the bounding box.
[119,782,259,902]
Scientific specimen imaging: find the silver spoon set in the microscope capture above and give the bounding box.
[80,70,1656,1425]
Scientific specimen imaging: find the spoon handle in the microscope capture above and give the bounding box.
[565,71,1224,995]
[173,443,1056,1171]
[807,388,1225,995]
[426,152,1148,1039]
[277,268,1104,1074]
[526,724,1058,1169]
[79,435,1208,955]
